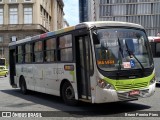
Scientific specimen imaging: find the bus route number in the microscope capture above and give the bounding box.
[97,60,115,65]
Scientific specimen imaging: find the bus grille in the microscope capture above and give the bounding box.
[117,89,149,101]
[115,82,148,91]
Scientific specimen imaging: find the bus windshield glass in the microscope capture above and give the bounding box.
[94,28,152,71]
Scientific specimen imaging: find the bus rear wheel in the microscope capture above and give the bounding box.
[62,82,78,105]
[20,77,28,95]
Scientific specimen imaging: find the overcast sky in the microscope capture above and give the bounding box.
[63,0,79,26]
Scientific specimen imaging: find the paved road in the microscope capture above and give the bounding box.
[0,76,160,120]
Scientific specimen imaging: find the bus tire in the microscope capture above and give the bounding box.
[61,82,78,105]
[20,77,28,95]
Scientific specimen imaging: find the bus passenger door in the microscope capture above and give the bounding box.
[75,35,92,100]
[9,48,16,87]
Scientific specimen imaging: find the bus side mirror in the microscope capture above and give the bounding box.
[93,32,100,44]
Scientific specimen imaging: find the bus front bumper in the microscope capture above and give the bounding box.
[94,83,155,103]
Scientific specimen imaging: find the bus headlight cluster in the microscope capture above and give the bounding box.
[150,77,156,85]
[98,79,114,89]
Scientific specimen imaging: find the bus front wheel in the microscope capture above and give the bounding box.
[20,77,28,95]
[61,82,78,105]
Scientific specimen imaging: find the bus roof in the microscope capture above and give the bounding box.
[76,21,144,29]
[9,21,144,47]
[148,36,160,42]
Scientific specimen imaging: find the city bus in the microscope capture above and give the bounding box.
[9,21,155,105]
[148,36,160,84]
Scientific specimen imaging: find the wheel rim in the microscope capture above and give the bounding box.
[65,86,74,100]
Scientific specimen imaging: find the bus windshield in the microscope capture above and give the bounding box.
[94,28,152,71]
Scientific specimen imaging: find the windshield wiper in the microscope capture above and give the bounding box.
[117,38,124,71]
[116,38,124,80]
[125,41,145,75]
[118,38,124,58]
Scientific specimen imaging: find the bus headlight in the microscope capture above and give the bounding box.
[98,79,114,89]
[150,77,156,85]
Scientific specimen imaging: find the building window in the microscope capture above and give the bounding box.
[24,0,32,2]
[40,5,43,25]
[0,36,3,42]
[9,7,18,24]
[24,7,32,24]
[0,8,3,24]
[9,0,17,2]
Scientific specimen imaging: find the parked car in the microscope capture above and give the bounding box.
[0,66,8,77]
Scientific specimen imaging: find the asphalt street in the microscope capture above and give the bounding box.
[0,76,160,120]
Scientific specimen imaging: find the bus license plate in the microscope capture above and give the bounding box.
[129,90,140,96]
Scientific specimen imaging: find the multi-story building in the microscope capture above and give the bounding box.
[79,0,160,36]
[79,0,88,22]
[0,0,64,63]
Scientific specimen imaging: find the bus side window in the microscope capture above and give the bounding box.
[44,38,56,62]
[17,46,23,63]
[34,41,43,63]
[25,43,32,63]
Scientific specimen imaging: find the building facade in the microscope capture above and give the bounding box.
[79,0,160,36]
[79,0,88,22]
[0,0,64,63]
